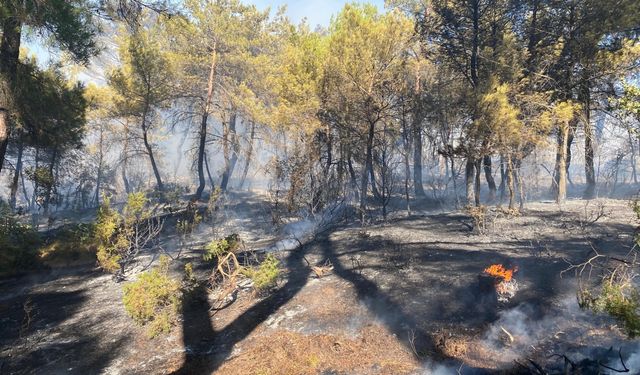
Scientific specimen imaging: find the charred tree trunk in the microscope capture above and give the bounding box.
[554,123,570,203]
[627,127,638,184]
[121,124,131,194]
[220,113,239,191]
[44,149,57,214]
[238,121,256,189]
[360,121,376,220]
[583,98,595,199]
[483,155,496,202]
[506,154,516,210]
[413,116,425,197]
[474,159,481,206]
[465,158,476,206]
[566,126,575,186]
[9,137,23,209]
[94,127,104,205]
[499,154,506,201]
[204,151,215,188]
[195,47,218,200]
[142,127,163,191]
[347,153,359,201]
[0,16,21,174]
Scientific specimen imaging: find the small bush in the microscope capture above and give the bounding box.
[122,256,182,338]
[39,223,97,267]
[0,204,41,276]
[242,254,280,291]
[581,282,640,337]
[95,193,163,279]
[204,233,241,262]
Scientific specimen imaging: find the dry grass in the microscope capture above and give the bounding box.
[217,324,419,375]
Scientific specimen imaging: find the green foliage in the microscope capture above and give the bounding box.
[242,254,280,291]
[95,196,123,273]
[580,282,640,338]
[39,223,97,267]
[94,193,160,278]
[203,233,241,262]
[122,256,182,338]
[0,203,41,276]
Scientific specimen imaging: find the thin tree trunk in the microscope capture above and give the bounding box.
[627,127,638,184]
[122,124,131,194]
[499,154,506,201]
[44,149,57,214]
[583,104,596,199]
[9,138,23,209]
[413,116,425,197]
[465,158,475,206]
[474,159,481,206]
[221,113,239,191]
[347,153,359,201]
[360,121,375,221]
[555,123,570,203]
[0,16,21,174]
[204,151,215,189]
[142,128,163,191]
[195,46,218,200]
[94,127,104,205]
[483,155,496,202]
[506,154,516,210]
[238,121,256,189]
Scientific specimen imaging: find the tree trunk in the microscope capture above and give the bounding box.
[220,113,239,191]
[465,158,475,206]
[195,47,218,200]
[413,116,425,197]
[9,138,23,209]
[483,155,496,202]
[566,126,575,186]
[555,123,570,203]
[506,154,516,210]
[583,104,596,199]
[238,121,256,189]
[498,154,506,201]
[369,154,381,199]
[94,127,104,205]
[627,127,638,184]
[142,129,163,191]
[360,121,376,221]
[347,153,359,201]
[0,16,21,174]
[474,159,481,206]
[44,149,58,214]
[122,124,131,194]
[204,151,215,188]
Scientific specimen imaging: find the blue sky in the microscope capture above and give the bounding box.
[248,0,385,27]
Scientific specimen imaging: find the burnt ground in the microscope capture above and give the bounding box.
[1,197,639,374]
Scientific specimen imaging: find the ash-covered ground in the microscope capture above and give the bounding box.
[1,195,639,374]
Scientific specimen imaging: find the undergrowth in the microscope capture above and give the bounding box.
[122,256,182,338]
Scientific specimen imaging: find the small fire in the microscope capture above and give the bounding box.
[483,264,517,281]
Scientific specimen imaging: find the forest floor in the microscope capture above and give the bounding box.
[2,195,640,374]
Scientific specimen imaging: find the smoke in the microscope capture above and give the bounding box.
[264,201,346,253]
[479,293,640,372]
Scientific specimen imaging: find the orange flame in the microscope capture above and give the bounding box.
[484,264,517,282]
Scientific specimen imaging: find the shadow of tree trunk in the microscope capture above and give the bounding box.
[173,243,312,373]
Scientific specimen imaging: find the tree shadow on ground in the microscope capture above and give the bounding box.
[172,242,312,374]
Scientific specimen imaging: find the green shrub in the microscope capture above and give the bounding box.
[39,223,97,267]
[94,193,162,279]
[0,204,41,276]
[122,256,182,338]
[203,233,240,262]
[242,254,280,291]
[581,282,640,337]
